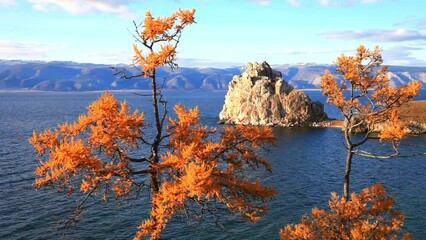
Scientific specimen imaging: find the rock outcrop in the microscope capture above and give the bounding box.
[219,61,328,126]
[321,100,426,134]
[397,100,426,134]
[345,100,426,134]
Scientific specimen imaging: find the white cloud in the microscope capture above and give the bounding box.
[177,58,245,68]
[417,19,426,30]
[0,0,15,5]
[317,0,380,6]
[246,0,272,5]
[281,0,382,7]
[0,40,65,59]
[76,50,133,65]
[286,0,301,7]
[321,29,426,42]
[317,0,331,6]
[26,0,137,19]
[258,48,353,56]
[382,46,426,66]
[394,18,426,30]
[361,0,379,3]
[0,39,134,64]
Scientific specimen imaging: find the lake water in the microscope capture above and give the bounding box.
[0,90,425,239]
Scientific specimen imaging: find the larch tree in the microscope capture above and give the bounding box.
[320,45,421,200]
[279,45,420,240]
[280,183,411,240]
[30,8,276,240]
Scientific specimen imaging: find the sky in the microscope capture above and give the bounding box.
[1,0,426,68]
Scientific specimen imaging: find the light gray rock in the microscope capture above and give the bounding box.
[219,61,328,126]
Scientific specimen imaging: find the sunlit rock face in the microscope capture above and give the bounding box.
[219,61,328,126]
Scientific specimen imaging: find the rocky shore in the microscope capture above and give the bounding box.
[320,100,426,134]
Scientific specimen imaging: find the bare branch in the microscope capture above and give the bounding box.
[353,148,426,159]
[131,169,152,175]
[139,136,152,146]
[352,131,373,148]
[159,134,171,142]
[110,66,145,80]
[128,157,151,163]
[352,149,398,159]
[54,185,97,233]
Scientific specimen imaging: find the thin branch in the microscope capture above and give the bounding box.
[54,185,97,232]
[352,131,372,148]
[399,142,426,148]
[159,99,168,132]
[352,149,398,159]
[396,152,426,158]
[128,157,151,163]
[353,149,426,159]
[76,186,97,212]
[128,28,145,46]
[131,169,152,175]
[160,134,171,142]
[139,136,152,146]
[132,92,160,97]
[110,66,145,80]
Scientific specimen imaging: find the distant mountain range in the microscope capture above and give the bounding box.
[0,60,425,91]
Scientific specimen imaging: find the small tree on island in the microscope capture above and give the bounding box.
[30,8,276,240]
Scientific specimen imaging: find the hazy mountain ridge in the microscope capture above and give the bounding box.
[272,64,426,89]
[0,60,425,91]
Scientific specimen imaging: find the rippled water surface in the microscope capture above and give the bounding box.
[0,90,425,239]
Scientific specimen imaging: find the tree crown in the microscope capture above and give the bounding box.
[321,45,421,142]
[280,183,411,240]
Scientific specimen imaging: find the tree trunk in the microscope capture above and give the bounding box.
[343,120,353,201]
[343,148,353,200]
[150,69,161,193]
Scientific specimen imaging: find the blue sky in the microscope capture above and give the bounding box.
[1,0,425,67]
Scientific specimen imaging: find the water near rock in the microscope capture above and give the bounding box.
[219,61,328,126]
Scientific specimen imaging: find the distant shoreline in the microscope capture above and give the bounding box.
[0,88,327,93]
[319,100,426,134]
[0,89,182,93]
[1,88,422,93]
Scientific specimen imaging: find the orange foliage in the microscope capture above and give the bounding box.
[31,8,276,240]
[321,45,420,142]
[30,91,144,198]
[378,110,406,142]
[31,94,276,240]
[280,183,411,240]
[133,8,195,76]
[134,104,276,239]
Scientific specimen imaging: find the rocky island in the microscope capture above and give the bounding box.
[219,61,328,127]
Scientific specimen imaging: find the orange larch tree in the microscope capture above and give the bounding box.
[280,183,411,240]
[279,45,420,240]
[30,8,276,240]
[320,45,420,200]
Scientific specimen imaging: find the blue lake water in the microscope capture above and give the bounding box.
[0,90,425,239]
